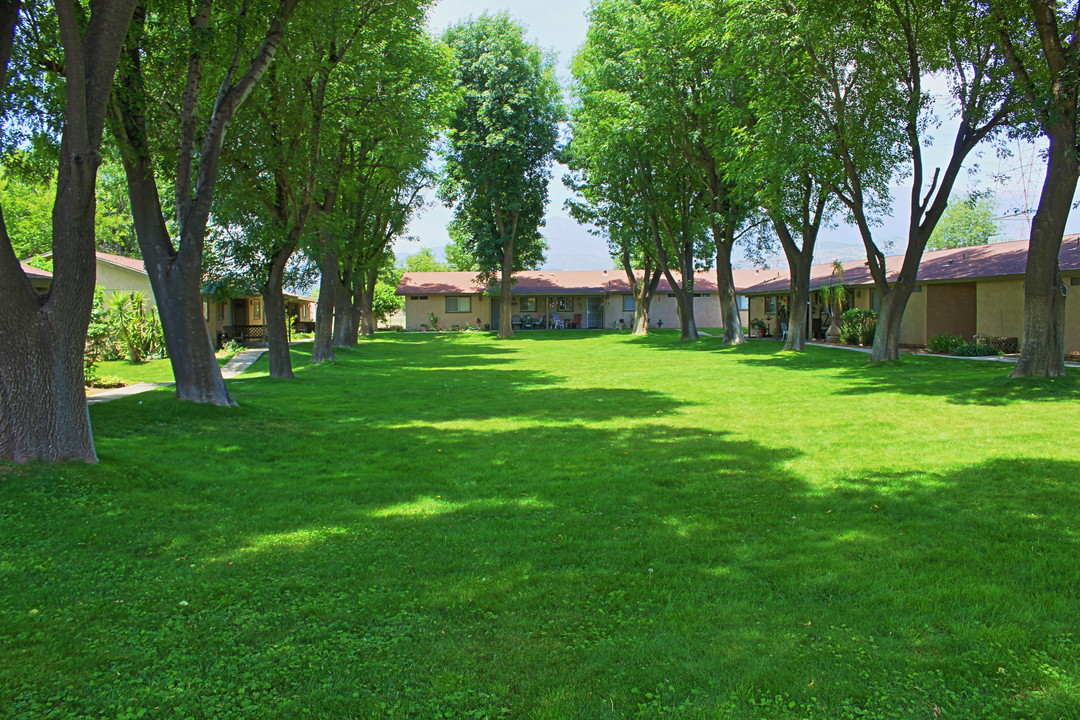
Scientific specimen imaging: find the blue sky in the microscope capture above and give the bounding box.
[399,0,1072,271]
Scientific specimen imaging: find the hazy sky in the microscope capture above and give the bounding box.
[399,0,1068,271]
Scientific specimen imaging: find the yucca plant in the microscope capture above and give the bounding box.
[818,260,847,340]
[105,291,166,362]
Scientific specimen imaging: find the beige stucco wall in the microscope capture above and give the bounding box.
[403,293,745,331]
[899,286,927,346]
[405,295,488,329]
[976,279,1024,340]
[96,262,155,310]
[1066,277,1080,354]
[204,298,234,338]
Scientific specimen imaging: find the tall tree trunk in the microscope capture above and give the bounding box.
[868,279,914,362]
[358,265,378,336]
[262,243,295,379]
[1,146,99,462]
[621,253,661,336]
[123,172,236,404]
[1011,128,1076,377]
[675,290,698,340]
[714,232,744,345]
[332,269,356,346]
[110,0,298,404]
[311,248,338,363]
[784,254,813,352]
[347,283,363,340]
[498,235,514,338]
[0,0,138,462]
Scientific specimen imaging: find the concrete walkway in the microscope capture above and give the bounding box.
[87,348,267,405]
[803,340,1080,368]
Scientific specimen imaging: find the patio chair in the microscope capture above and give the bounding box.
[572,314,582,329]
[512,315,522,329]
[522,314,534,329]
[551,313,565,329]
[534,315,546,329]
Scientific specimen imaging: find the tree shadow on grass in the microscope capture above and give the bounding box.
[734,344,1080,406]
[8,387,1080,719]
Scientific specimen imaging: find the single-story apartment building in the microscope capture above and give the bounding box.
[397,269,757,332]
[19,262,52,293]
[92,251,316,346]
[398,237,1080,354]
[741,237,1080,354]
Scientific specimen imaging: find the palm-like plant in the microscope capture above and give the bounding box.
[818,261,847,340]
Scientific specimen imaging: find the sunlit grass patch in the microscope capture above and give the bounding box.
[2,332,1078,719]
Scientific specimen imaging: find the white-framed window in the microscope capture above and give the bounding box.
[764,296,777,313]
[253,299,262,320]
[519,297,537,312]
[622,295,635,312]
[557,297,574,311]
[446,296,472,313]
[737,295,748,310]
[203,300,209,321]
[409,295,428,300]
[218,302,225,320]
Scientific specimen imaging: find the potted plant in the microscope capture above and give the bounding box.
[818,260,847,342]
[750,318,767,338]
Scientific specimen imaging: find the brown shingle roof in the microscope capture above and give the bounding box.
[397,237,1080,297]
[398,268,773,295]
[741,236,1080,294]
[96,251,148,275]
[20,262,52,280]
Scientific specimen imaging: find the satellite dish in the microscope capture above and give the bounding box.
[1060,282,1069,297]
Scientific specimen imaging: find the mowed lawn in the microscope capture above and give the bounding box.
[3,332,1079,719]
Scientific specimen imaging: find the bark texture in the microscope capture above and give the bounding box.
[498,235,515,338]
[262,243,296,379]
[110,0,299,404]
[311,247,339,362]
[1011,130,1075,377]
[714,232,744,346]
[0,0,137,463]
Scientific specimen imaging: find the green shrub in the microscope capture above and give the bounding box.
[953,342,1000,357]
[104,291,167,362]
[928,333,964,354]
[839,308,877,346]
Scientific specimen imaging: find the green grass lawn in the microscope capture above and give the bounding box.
[4,332,1079,719]
[93,355,233,386]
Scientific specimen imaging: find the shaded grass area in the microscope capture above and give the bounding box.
[3,333,1079,719]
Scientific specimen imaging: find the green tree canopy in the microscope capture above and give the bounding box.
[439,13,563,338]
[403,248,450,272]
[927,194,1003,250]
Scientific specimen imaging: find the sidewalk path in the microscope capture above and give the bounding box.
[87,348,267,405]
[804,340,1080,368]
[221,348,267,378]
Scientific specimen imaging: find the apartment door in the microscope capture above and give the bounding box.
[586,296,603,329]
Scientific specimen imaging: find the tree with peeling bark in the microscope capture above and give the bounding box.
[109,0,302,404]
[766,0,1014,362]
[0,0,137,463]
[987,0,1080,377]
[439,14,563,339]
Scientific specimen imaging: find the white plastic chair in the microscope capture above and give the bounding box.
[552,313,565,329]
